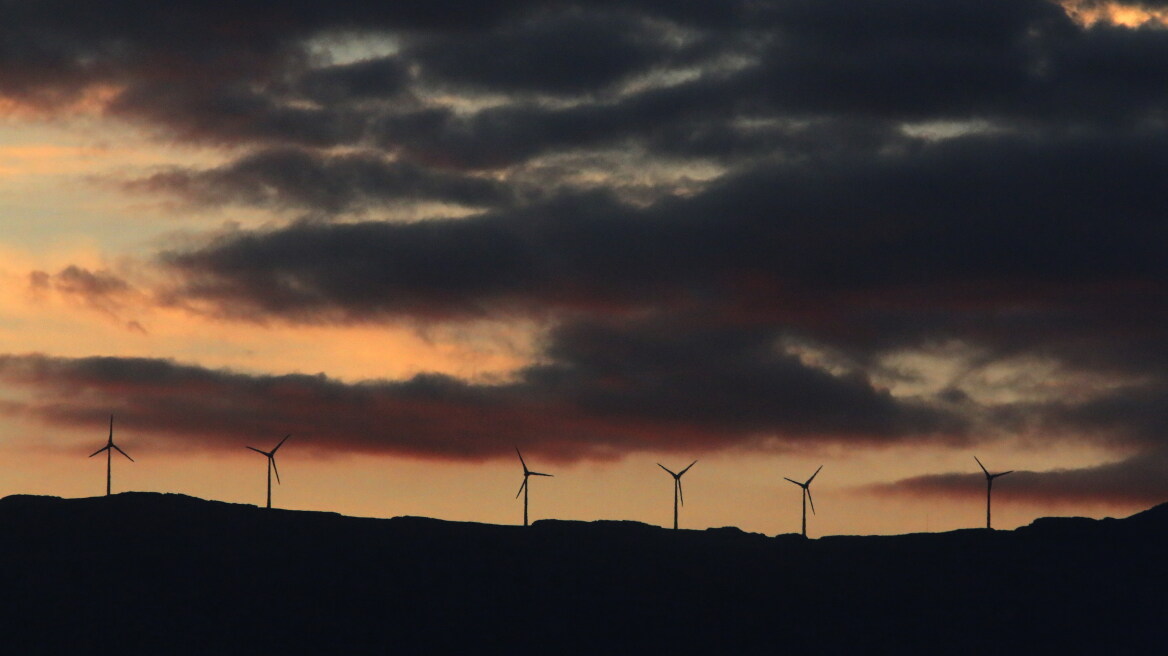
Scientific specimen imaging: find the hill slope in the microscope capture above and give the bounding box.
[0,493,1162,654]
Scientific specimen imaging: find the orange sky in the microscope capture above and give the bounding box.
[0,427,1139,535]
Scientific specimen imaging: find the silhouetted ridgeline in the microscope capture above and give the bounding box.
[0,494,1162,654]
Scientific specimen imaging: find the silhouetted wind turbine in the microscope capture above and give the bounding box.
[89,414,133,496]
[784,465,822,538]
[515,447,553,526]
[975,456,1013,530]
[657,460,697,530]
[247,434,290,509]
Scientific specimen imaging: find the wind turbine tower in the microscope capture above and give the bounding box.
[784,465,822,538]
[247,434,290,509]
[657,460,697,530]
[515,448,553,526]
[975,456,1013,529]
[89,414,134,496]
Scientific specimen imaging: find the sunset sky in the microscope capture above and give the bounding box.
[1,0,1165,536]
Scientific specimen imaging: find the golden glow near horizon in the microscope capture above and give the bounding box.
[1060,1,1168,27]
[0,427,1142,535]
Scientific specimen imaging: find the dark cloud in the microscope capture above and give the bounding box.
[158,130,1168,334]
[734,1,1168,125]
[0,1,536,140]
[28,266,145,331]
[139,188,660,318]
[128,147,515,213]
[0,0,747,150]
[530,315,961,440]
[373,71,753,170]
[5,1,1167,165]
[404,9,678,96]
[745,0,1068,118]
[0,346,958,460]
[50,265,132,298]
[151,118,1168,476]
[159,211,547,322]
[296,57,412,104]
[374,3,1168,168]
[106,83,361,147]
[1033,383,1168,448]
[868,448,1168,506]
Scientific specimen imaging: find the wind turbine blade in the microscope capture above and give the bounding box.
[246,446,268,456]
[515,447,529,475]
[109,415,114,441]
[806,488,816,515]
[113,445,134,462]
[974,456,989,476]
[658,463,677,477]
[679,460,697,476]
[271,457,281,484]
[516,477,527,498]
[677,479,685,506]
[89,446,109,458]
[806,465,823,485]
[272,434,291,453]
[530,471,553,477]
[998,470,1015,477]
[783,477,801,487]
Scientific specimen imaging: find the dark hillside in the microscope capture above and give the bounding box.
[0,493,1161,654]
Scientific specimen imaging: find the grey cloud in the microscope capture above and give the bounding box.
[158,130,1168,331]
[297,57,412,103]
[152,123,1168,467]
[129,147,515,213]
[869,448,1168,506]
[28,266,142,326]
[52,265,132,298]
[1035,383,1168,448]
[0,347,961,460]
[7,1,1168,164]
[404,9,684,96]
[106,83,362,147]
[529,315,961,440]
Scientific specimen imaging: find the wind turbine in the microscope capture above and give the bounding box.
[515,447,553,526]
[247,434,290,509]
[975,456,1013,530]
[784,465,822,538]
[657,460,697,530]
[89,414,133,496]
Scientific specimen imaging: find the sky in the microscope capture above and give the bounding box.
[1,0,1166,536]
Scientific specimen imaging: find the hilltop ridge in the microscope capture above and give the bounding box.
[0,493,1162,654]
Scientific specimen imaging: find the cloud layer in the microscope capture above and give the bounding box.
[0,334,956,461]
[869,448,1168,506]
